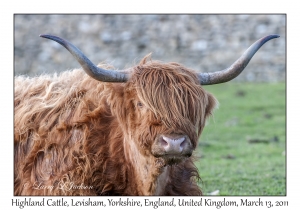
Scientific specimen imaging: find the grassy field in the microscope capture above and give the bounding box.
[195,82,286,196]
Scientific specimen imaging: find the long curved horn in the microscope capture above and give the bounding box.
[198,34,280,85]
[40,34,129,82]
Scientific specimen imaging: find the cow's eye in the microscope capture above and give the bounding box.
[137,101,143,108]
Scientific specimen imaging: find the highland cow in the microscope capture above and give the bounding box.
[14,34,279,195]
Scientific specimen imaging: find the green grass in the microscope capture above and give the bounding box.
[195,82,286,196]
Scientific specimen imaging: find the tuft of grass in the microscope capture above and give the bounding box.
[195,82,286,196]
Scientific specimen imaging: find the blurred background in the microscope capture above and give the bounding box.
[14,14,285,82]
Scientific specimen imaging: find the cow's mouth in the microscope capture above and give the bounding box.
[154,153,191,167]
[164,155,190,165]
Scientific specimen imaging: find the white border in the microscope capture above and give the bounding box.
[3,1,298,209]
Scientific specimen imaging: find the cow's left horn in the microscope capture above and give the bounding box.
[40,34,129,82]
[198,34,280,85]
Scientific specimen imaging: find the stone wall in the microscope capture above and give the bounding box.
[14,14,286,82]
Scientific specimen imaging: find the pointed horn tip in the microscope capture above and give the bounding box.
[271,34,280,38]
[260,34,280,45]
[39,34,67,46]
[39,34,57,39]
[266,34,280,40]
[39,34,49,38]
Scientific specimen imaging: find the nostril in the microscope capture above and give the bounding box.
[159,138,168,147]
[180,139,187,148]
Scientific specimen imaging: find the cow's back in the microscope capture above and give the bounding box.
[14,69,118,195]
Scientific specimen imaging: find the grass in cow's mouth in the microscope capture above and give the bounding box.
[196,82,286,196]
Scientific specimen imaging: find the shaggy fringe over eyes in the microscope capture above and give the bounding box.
[130,55,214,143]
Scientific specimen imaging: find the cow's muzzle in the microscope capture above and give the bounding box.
[152,134,193,165]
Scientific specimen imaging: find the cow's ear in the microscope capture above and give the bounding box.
[205,92,218,118]
[107,84,127,121]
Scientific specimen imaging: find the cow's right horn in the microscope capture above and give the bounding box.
[198,34,280,85]
[40,34,129,83]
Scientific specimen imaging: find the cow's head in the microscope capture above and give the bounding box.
[39,34,279,168]
[122,56,217,166]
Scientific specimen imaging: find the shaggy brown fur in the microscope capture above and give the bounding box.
[14,55,217,195]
